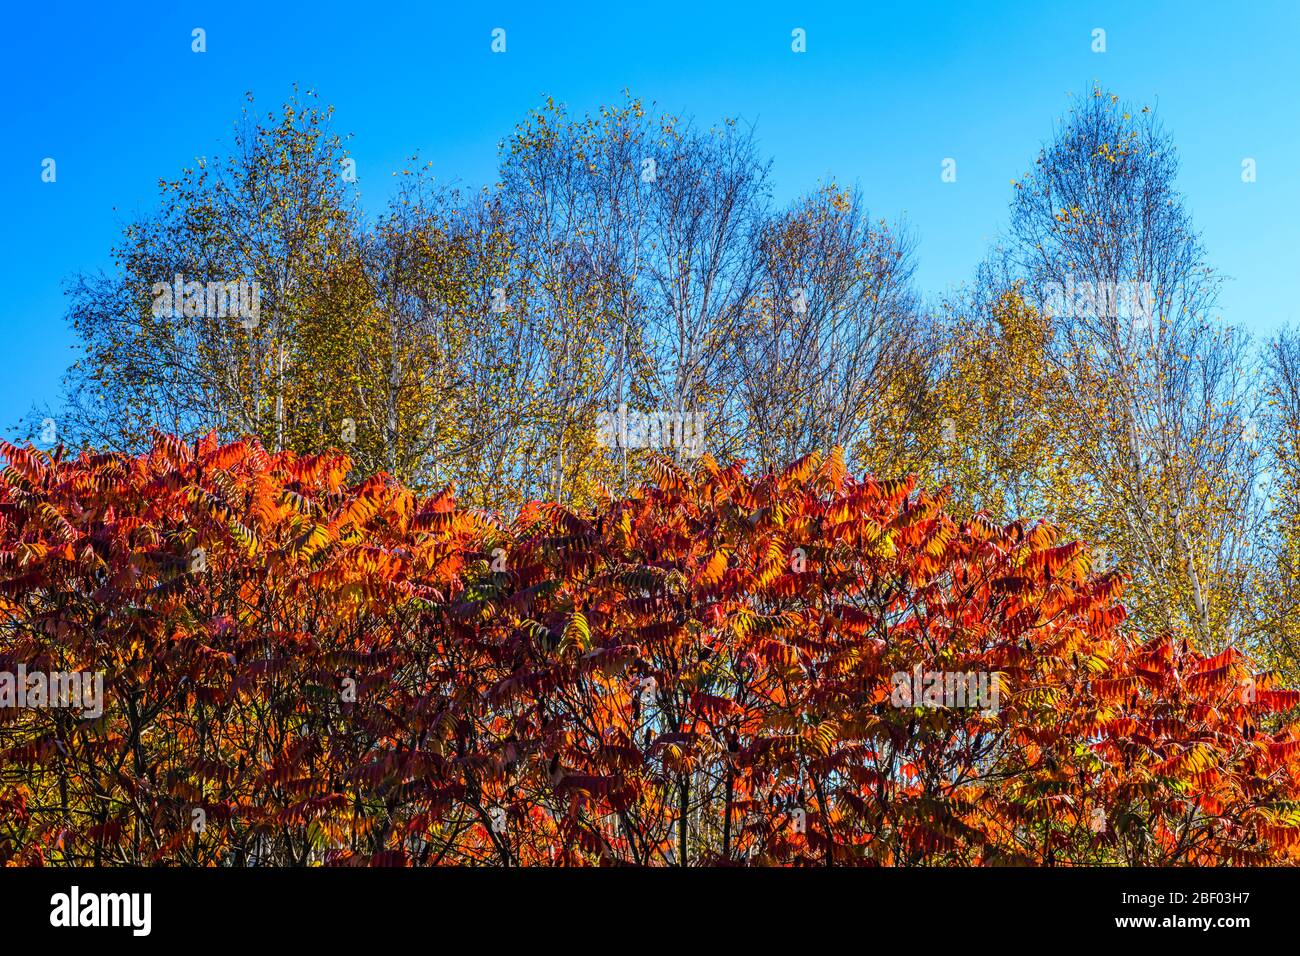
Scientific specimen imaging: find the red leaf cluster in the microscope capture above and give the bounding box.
[1,437,1297,866]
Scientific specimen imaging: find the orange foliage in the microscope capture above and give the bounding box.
[1,436,1298,866]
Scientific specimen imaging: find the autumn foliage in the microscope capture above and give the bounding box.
[1,434,1299,866]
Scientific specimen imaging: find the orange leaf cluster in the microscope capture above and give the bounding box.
[1,438,1298,866]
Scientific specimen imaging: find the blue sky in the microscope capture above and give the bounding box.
[3,0,1298,439]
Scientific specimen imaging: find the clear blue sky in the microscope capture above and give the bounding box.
[3,0,1298,439]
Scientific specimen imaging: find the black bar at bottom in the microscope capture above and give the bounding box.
[0,866,1281,944]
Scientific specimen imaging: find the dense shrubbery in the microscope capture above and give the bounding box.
[2,434,1299,866]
